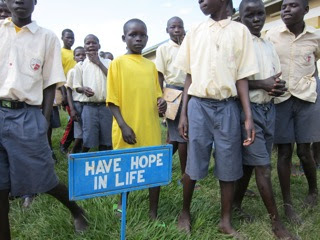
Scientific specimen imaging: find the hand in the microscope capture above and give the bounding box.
[70,108,80,122]
[157,98,167,115]
[178,114,189,141]
[61,96,68,107]
[83,87,95,97]
[120,124,136,145]
[243,118,255,146]
[263,72,287,96]
[86,51,100,65]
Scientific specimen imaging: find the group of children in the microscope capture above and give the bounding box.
[0,0,319,239]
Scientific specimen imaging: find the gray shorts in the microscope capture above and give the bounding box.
[274,82,320,144]
[186,97,243,182]
[50,106,61,128]
[82,104,112,148]
[73,101,83,139]
[167,105,187,143]
[241,102,275,166]
[0,106,59,196]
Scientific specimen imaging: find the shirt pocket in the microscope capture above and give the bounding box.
[296,46,315,67]
[16,47,43,80]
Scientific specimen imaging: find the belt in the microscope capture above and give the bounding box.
[165,84,184,91]
[0,99,40,109]
[193,96,237,102]
[81,102,106,106]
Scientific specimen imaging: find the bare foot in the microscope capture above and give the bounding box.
[233,207,255,222]
[272,221,297,240]
[73,210,88,233]
[284,204,303,225]
[177,211,191,234]
[303,193,318,208]
[149,209,157,220]
[218,223,246,240]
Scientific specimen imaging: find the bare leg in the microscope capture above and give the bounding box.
[149,187,160,219]
[177,143,187,176]
[46,183,88,232]
[0,189,10,240]
[297,143,318,207]
[70,139,83,154]
[81,147,90,153]
[99,145,112,151]
[312,142,320,166]
[177,174,196,233]
[277,144,302,224]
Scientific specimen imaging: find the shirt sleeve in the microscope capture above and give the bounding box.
[155,45,166,74]
[153,64,162,99]
[236,26,259,80]
[43,33,66,89]
[174,31,191,74]
[66,68,74,89]
[106,59,120,106]
[72,63,83,89]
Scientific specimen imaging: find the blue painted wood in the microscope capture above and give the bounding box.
[120,192,127,240]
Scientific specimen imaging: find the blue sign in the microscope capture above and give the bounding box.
[68,145,173,201]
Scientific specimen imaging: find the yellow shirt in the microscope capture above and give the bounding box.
[175,18,259,100]
[266,25,320,103]
[61,48,76,76]
[73,57,111,102]
[155,40,186,87]
[249,35,281,104]
[107,54,162,150]
[0,18,65,105]
[66,67,82,102]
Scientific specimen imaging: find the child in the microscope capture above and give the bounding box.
[0,0,87,239]
[66,46,86,153]
[60,28,76,154]
[266,0,320,224]
[104,51,114,61]
[233,0,295,239]
[73,34,112,152]
[175,0,258,236]
[107,19,167,219]
[0,0,10,20]
[155,16,187,183]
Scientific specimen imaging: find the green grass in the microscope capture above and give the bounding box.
[9,110,320,240]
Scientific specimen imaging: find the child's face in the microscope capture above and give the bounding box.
[0,2,11,19]
[281,0,308,27]
[74,48,86,63]
[84,36,100,53]
[62,31,75,49]
[166,18,185,45]
[198,0,223,16]
[240,1,266,37]
[105,53,114,61]
[123,22,148,54]
[5,0,35,20]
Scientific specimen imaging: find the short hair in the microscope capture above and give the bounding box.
[239,0,264,15]
[167,16,184,27]
[61,29,73,37]
[0,0,5,4]
[123,18,147,35]
[73,46,84,56]
[84,34,99,44]
[300,0,309,7]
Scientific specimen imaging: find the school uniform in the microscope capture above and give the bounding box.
[266,25,320,144]
[155,40,186,143]
[0,18,65,196]
[66,65,83,139]
[73,57,112,148]
[175,18,259,181]
[242,35,281,166]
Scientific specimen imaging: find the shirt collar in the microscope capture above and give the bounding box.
[169,39,180,47]
[207,17,231,28]
[279,24,316,34]
[4,18,39,34]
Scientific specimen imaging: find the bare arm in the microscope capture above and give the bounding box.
[66,87,80,122]
[158,72,165,92]
[248,72,286,96]
[42,84,56,124]
[108,103,136,145]
[178,73,192,140]
[236,79,255,146]
[87,51,109,77]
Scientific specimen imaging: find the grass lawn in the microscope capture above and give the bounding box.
[9,110,320,240]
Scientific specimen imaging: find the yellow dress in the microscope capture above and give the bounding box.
[107,54,162,149]
[61,48,76,76]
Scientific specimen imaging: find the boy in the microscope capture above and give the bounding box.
[0,0,88,239]
[233,0,295,239]
[266,0,320,224]
[155,16,187,183]
[0,0,10,19]
[107,19,167,219]
[60,28,76,154]
[175,0,258,236]
[66,46,86,153]
[73,34,112,152]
